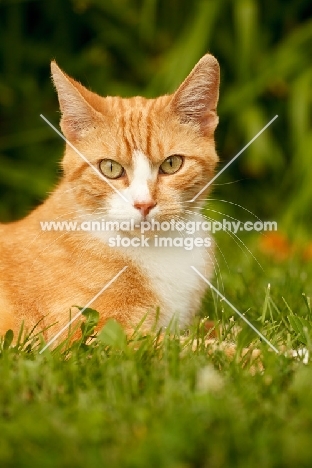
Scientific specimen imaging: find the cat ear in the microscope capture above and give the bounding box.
[51,61,101,140]
[171,54,220,135]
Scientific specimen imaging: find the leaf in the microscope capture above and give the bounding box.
[77,307,100,342]
[302,294,312,319]
[3,329,14,350]
[287,315,312,345]
[81,307,100,327]
[97,319,127,350]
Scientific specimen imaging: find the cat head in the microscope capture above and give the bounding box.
[51,55,220,225]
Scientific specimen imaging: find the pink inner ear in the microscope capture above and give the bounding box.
[199,111,219,136]
[59,99,100,140]
[170,55,220,135]
[60,117,81,140]
[170,81,219,135]
[51,62,102,140]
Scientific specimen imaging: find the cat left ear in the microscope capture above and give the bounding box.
[51,61,101,140]
[171,54,220,135]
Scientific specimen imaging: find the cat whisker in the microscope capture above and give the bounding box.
[184,210,263,272]
[181,198,261,222]
[209,179,245,186]
[185,207,243,224]
[176,214,226,295]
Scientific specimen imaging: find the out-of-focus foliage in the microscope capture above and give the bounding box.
[0,0,311,235]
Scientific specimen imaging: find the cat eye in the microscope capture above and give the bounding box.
[99,159,125,179]
[159,155,184,175]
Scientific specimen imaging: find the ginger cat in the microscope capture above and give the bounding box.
[0,54,220,342]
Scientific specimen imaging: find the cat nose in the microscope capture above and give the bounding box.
[134,200,157,217]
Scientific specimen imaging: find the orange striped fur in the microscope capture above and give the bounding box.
[0,54,220,342]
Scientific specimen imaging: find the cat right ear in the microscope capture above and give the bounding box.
[171,54,220,136]
[51,61,100,140]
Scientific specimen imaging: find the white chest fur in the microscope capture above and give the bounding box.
[120,232,213,328]
[90,223,213,327]
[135,241,210,326]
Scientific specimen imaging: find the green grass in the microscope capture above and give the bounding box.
[1,1,311,465]
[1,238,312,467]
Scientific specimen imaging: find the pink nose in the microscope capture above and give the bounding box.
[134,200,156,217]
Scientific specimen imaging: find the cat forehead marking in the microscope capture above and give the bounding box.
[129,150,155,202]
[132,149,153,179]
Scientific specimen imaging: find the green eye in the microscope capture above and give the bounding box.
[159,155,183,175]
[99,159,125,179]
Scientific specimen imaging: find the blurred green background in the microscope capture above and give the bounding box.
[0,0,311,242]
